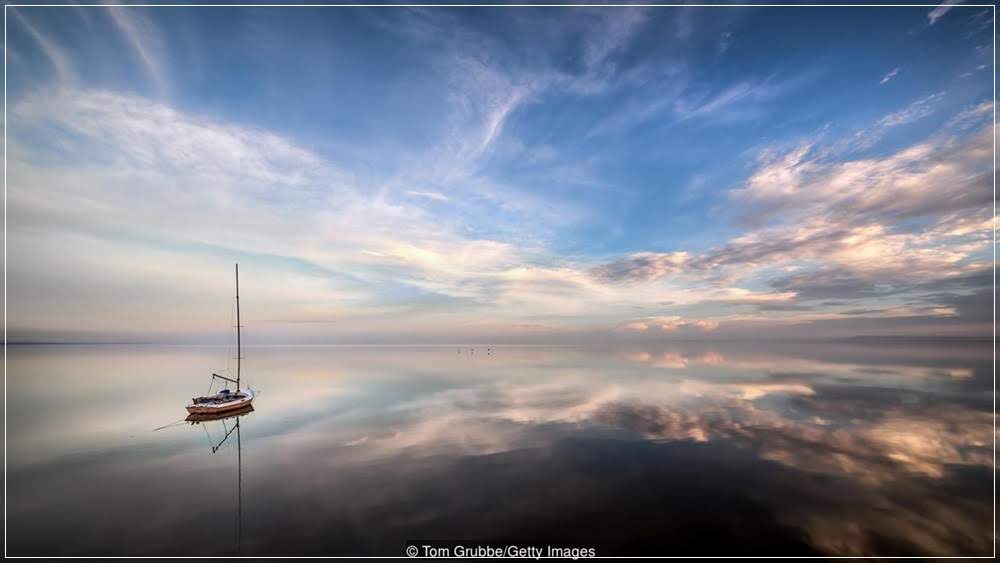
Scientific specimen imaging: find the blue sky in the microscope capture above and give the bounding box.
[5,4,994,342]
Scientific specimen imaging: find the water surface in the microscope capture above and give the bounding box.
[7,341,993,556]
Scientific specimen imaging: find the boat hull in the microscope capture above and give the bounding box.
[186,389,256,414]
[186,404,254,423]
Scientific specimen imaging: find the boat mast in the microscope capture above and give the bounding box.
[236,263,241,390]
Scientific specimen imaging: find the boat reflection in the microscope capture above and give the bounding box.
[188,404,252,554]
[185,403,254,425]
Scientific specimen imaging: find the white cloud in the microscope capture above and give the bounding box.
[9,88,674,338]
[7,90,523,328]
[591,118,992,335]
[734,122,990,224]
[618,316,720,334]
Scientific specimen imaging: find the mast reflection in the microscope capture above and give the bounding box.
[187,404,253,554]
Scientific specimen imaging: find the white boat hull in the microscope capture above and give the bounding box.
[186,389,256,414]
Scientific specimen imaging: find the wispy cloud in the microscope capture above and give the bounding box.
[928,0,964,25]
[717,31,733,55]
[876,91,945,127]
[11,9,75,85]
[581,8,648,71]
[586,71,804,139]
[829,91,947,154]
[104,6,168,96]
[879,66,901,85]
[405,190,449,203]
[673,74,804,123]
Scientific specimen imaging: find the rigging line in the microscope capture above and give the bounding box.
[226,292,236,375]
[201,422,214,450]
[151,419,187,431]
[242,323,249,386]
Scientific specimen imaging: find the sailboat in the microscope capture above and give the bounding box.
[187,264,257,415]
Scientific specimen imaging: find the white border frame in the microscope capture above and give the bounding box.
[1,1,996,559]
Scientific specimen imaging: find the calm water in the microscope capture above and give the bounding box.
[6,341,993,556]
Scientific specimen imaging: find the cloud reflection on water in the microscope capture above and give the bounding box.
[6,341,992,556]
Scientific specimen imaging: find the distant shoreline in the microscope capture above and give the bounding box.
[4,336,991,346]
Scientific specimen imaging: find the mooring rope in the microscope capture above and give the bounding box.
[151,418,188,431]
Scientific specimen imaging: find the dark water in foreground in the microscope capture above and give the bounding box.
[6,341,994,556]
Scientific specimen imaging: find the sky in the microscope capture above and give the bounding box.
[4,3,995,343]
